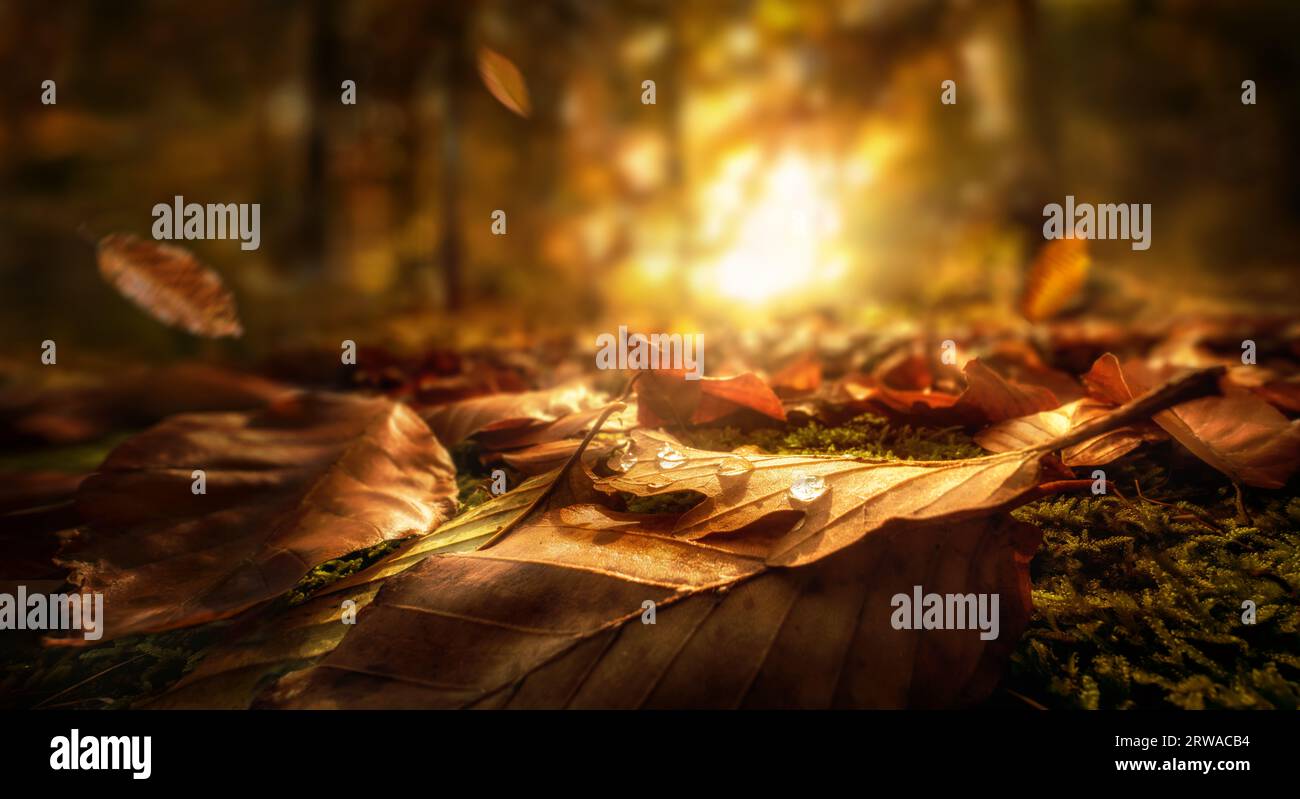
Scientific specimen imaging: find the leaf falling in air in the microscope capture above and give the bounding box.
[1020,237,1090,323]
[96,233,243,338]
[477,47,531,118]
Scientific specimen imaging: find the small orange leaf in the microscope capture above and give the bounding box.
[1020,238,1089,322]
[477,47,531,118]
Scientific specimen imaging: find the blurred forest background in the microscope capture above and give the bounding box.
[1,0,1298,364]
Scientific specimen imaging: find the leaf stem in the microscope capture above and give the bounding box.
[1042,366,1225,454]
[479,375,640,549]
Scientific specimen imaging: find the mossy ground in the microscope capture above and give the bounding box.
[2,414,1296,709]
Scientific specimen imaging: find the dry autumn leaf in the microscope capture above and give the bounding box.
[0,362,292,446]
[421,383,607,448]
[833,359,1058,427]
[477,47,531,117]
[51,393,457,645]
[1251,377,1300,413]
[500,439,583,474]
[97,233,243,337]
[975,397,1164,466]
[1020,237,1089,322]
[957,359,1061,422]
[1085,354,1300,488]
[145,582,384,710]
[769,353,823,396]
[599,366,1221,568]
[150,466,596,708]
[636,370,787,427]
[257,504,1039,709]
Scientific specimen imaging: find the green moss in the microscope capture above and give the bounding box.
[450,439,518,511]
[284,538,405,607]
[624,490,704,515]
[1007,477,1300,710]
[681,413,983,461]
[0,432,135,473]
[0,625,219,710]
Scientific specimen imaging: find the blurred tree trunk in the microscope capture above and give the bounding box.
[435,4,471,311]
[302,0,340,273]
[1013,0,1059,226]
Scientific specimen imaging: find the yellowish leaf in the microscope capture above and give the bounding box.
[1020,238,1089,322]
[477,47,531,118]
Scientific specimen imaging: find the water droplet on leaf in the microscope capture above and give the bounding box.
[787,472,827,503]
[608,441,637,473]
[716,455,754,478]
[656,443,686,470]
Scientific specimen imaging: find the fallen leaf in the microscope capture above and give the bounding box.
[422,383,606,448]
[144,582,383,709]
[975,398,1164,466]
[871,347,935,391]
[0,471,85,515]
[97,233,243,337]
[833,359,1058,427]
[1020,237,1089,322]
[477,47,531,117]
[1250,377,1300,414]
[257,504,1038,709]
[769,354,823,396]
[980,340,1084,402]
[0,362,293,446]
[1085,354,1300,488]
[51,393,457,645]
[150,466,593,708]
[636,371,786,427]
[500,439,582,474]
[599,366,1220,567]
[956,359,1061,423]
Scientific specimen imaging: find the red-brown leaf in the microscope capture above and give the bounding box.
[97,233,243,338]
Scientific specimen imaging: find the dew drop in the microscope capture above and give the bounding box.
[716,455,754,477]
[608,441,637,473]
[787,472,827,503]
[656,443,686,470]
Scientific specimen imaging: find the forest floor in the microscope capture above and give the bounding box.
[2,408,1297,710]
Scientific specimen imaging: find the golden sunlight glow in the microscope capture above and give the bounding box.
[693,151,847,305]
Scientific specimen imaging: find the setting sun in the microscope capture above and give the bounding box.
[693,151,848,305]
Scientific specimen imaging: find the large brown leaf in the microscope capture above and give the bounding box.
[0,362,292,446]
[257,504,1039,709]
[51,393,457,645]
[1085,354,1300,488]
[149,466,594,708]
[97,233,243,337]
